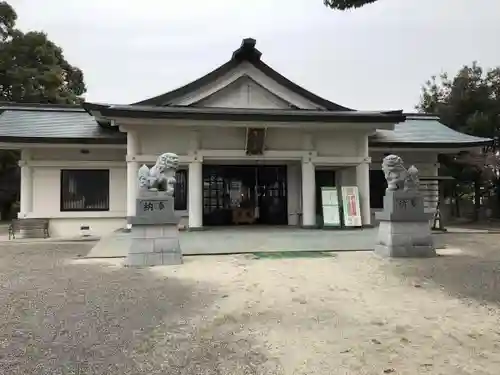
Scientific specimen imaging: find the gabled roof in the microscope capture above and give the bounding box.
[133,38,353,111]
[371,114,493,148]
[0,103,125,144]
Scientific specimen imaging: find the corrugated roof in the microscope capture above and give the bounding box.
[370,114,492,148]
[0,104,124,144]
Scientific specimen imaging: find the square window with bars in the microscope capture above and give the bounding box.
[60,169,110,211]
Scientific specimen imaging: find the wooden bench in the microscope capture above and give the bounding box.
[9,219,50,240]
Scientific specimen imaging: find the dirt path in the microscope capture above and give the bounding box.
[2,235,500,374]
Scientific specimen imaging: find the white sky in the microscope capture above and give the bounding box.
[11,0,500,111]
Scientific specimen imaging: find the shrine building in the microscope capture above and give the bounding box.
[0,38,491,237]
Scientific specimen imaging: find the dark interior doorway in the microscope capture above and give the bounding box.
[203,165,288,226]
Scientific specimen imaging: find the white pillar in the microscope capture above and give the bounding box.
[287,163,300,226]
[126,131,139,219]
[356,135,371,226]
[188,160,203,229]
[301,160,316,228]
[18,150,33,218]
[356,161,371,226]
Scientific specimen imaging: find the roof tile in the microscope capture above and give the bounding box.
[0,107,124,143]
[370,115,492,147]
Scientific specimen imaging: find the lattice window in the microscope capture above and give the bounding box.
[419,179,439,212]
[61,170,110,211]
[174,170,188,211]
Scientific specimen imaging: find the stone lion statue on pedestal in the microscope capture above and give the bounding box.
[137,152,179,196]
[381,154,420,192]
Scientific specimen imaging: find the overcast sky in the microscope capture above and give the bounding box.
[11,0,500,111]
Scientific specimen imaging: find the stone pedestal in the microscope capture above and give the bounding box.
[124,194,182,267]
[374,190,436,258]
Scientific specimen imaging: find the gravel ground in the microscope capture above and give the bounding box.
[0,243,278,374]
[1,234,500,374]
[387,233,500,304]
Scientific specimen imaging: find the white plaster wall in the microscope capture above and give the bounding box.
[201,127,246,150]
[32,166,126,215]
[201,128,356,152]
[137,126,365,155]
[27,143,196,237]
[49,218,126,238]
[138,126,192,155]
[31,148,125,161]
[31,165,126,237]
[266,129,304,151]
[315,131,361,157]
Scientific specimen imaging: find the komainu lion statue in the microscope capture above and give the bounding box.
[381,154,420,192]
[137,152,179,196]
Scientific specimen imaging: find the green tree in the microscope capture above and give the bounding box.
[0,1,86,104]
[417,63,500,219]
[0,1,87,219]
[323,0,379,10]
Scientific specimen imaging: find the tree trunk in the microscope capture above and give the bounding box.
[495,178,500,218]
[473,180,481,221]
[451,186,461,218]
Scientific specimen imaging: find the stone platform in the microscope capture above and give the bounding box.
[375,221,435,257]
[88,227,381,258]
[124,224,182,266]
[124,196,182,266]
[374,190,436,258]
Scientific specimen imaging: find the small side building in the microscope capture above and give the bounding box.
[0,39,491,237]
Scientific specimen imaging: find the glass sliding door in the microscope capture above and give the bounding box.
[202,165,288,226]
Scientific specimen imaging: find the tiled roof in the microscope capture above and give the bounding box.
[0,104,491,148]
[0,104,124,143]
[370,114,492,147]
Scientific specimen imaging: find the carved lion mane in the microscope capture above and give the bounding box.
[382,154,407,191]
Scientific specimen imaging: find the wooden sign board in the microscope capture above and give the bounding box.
[245,128,266,155]
[341,186,362,227]
[321,187,341,227]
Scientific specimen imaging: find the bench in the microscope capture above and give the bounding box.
[9,219,50,240]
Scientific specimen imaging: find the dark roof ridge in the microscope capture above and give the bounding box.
[0,102,85,112]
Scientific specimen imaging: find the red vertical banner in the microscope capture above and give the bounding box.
[341,186,362,227]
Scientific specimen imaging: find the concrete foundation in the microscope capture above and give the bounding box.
[375,221,435,257]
